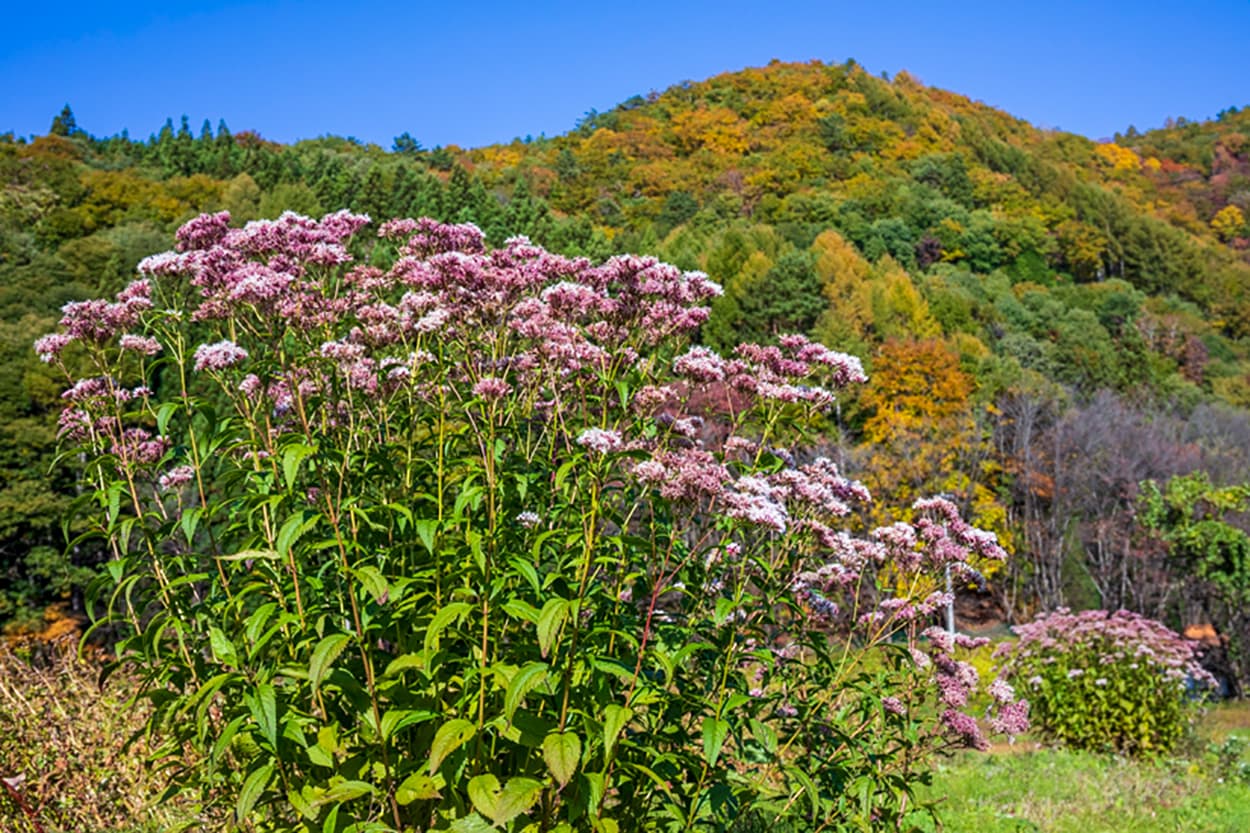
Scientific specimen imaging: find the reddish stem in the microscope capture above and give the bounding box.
[1,777,47,833]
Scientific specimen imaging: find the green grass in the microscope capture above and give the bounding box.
[913,702,1250,833]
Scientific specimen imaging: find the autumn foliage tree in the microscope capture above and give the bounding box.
[852,339,1001,536]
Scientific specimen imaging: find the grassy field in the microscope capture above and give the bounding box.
[915,703,1250,833]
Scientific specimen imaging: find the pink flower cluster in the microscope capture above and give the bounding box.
[193,340,249,372]
[34,333,74,363]
[158,465,197,492]
[111,428,168,466]
[722,476,788,533]
[42,213,733,428]
[670,336,863,409]
[631,448,727,502]
[175,210,231,252]
[472,377,513,400]
[395,217,486,257]
[996,608,1216,688]
[576,428,623,454]
[56,288,152,347]
[911,496,1008,566]
[917,624,1031,746]
[140,210,370,327]
[119,334,162,356]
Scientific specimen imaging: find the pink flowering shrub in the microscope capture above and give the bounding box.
[40,211,1024,832]
[994,608,1214,755]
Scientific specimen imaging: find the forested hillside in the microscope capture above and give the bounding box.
[3,59,1249,642]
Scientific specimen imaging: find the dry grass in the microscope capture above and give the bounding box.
[1196,699,1250,742]
[0,614,209,833]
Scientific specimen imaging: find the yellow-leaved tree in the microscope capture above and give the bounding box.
[851,338,1011,569]
[1211,204,1246,243]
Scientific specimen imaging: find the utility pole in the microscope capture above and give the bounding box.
[946,562,955,635]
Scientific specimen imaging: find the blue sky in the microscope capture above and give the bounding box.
[2,1,1246,149]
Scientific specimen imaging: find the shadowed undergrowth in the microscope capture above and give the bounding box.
[0,631,213,833]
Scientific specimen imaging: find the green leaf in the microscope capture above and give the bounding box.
[530,529,560,562]
[749,718,778,756]
[307,743,334,768]
[448,814,495,833]
[582,771,605,815]
[288,787,317,821]
[116,516,135,554]
[784,765,820,816]
[243,603,278,647]
[277,511,319,558]
[414,518,437,555]
[180,505,202,545]
[186,672,233,727]
[314,724,339,766]
[505,662,549,722]
[309,633,351,694]
[209,626,240,668]
[672,641,712,669]
[321,804,340,833]
[236,762,273,822]
[384,501,413,533]
[513,472,530,502]
[468,774,543,826]
[543,731,581,787]
[351,565,389,604]
[383,654,424,677]
[501,598,540,623]
[603,704,632,760]
[702,717,729,767]
[156,401,179,436]
[468,528,485,572]
[554,460,578,496]
[106,482,121,530]
[210,716,246,765]
[316,779,375,804]
[428,718,475,774]
[651,647,674,685]
[217,548,280,562]
[395,772,441,805]
[249,683,278,748]
[508,711,555,748]
[425,601,473,656]
[509,557,541,595]
[282,442,317,491]
[537,598,569,659]
[467,774,501,822]
[380,708,437,741]
[496,776,544,824]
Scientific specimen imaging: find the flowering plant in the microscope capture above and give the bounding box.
[994,608,1214,756]
[40,211,1024,832]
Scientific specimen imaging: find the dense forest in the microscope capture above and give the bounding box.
[4,59,1250,679]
